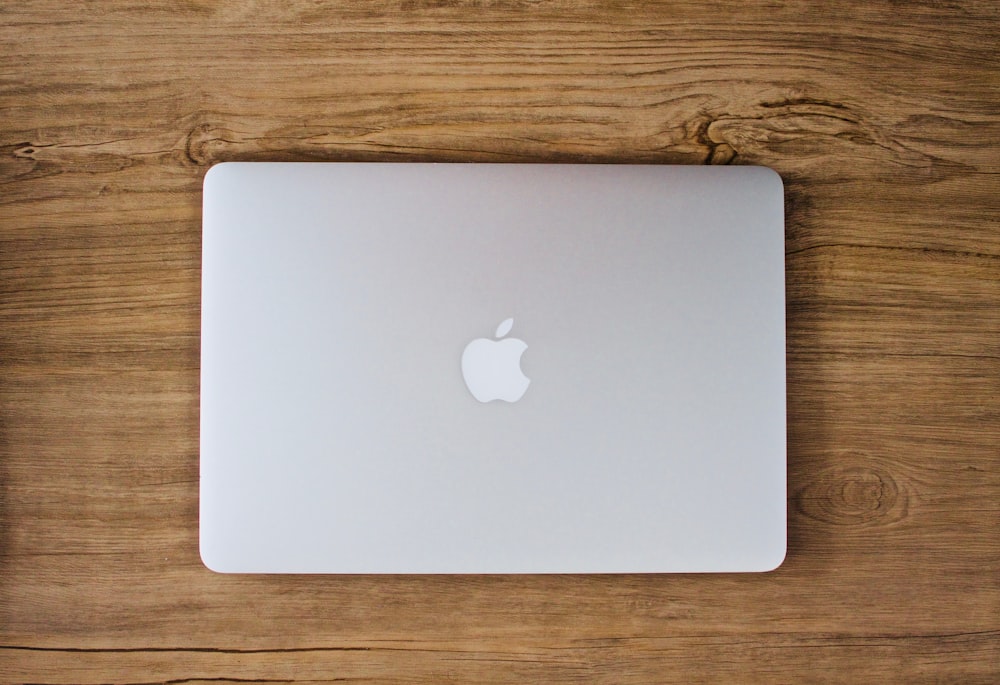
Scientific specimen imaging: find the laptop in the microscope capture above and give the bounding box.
[200,162,786,573]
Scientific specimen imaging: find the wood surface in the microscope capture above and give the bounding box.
[2,1,998,682]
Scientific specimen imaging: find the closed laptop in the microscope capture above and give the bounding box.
[200,162,786,573]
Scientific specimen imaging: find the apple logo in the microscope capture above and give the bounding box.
[461,318,531,403]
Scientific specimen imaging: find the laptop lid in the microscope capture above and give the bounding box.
[200,162,786,573]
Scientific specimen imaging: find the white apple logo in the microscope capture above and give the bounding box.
[461,318,531,403]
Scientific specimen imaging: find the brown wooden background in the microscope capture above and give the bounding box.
[2,1,998,682]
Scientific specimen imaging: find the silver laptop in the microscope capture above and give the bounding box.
[200,162,786,573]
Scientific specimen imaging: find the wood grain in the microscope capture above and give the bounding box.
[2,1,998,682]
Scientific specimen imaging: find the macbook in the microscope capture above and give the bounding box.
[200,162,786,573]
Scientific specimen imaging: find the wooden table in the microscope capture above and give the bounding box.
[2,2,998,682]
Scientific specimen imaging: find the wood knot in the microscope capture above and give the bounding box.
[13,143,39,159]
[184,121,247,167]
[795,459,905,527]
